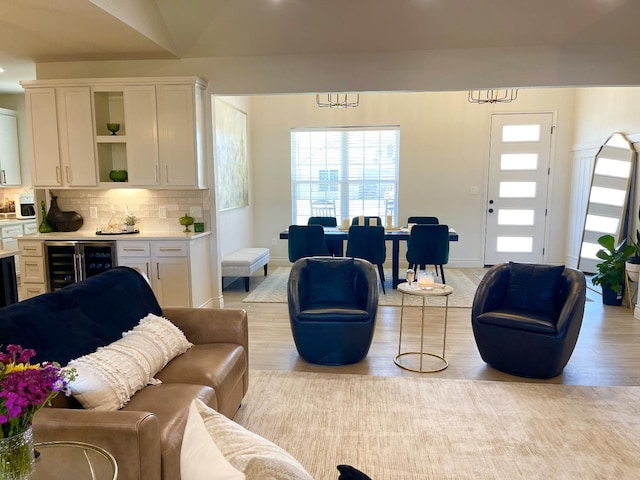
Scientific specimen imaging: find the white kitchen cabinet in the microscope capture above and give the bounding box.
[124,86,159,185]
[117,237,211,308]
[0,108,22,186]
[17,239,46,299]
[24,86,97,187]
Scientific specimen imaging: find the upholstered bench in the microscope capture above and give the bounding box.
[221,247,270,292]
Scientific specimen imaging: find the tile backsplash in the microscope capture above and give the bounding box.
[43,189,210,233]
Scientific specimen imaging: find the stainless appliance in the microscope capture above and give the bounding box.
[44,241,117,291]
[15,193,35,219]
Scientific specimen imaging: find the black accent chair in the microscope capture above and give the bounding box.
[346,225,387,293]
[287,257,379,365]
[287,224,330,262]
[351,216,383,226]
[308,216,342,256]
[471,262,586,379]
[407,216,439,225]
[406,224,450,284]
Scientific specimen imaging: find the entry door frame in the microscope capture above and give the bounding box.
[482,111,557,266]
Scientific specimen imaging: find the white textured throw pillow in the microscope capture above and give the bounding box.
[66,314,193,410]
[184,399,314,480]
[181,400,246,480]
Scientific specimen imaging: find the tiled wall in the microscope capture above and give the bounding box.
[45,189,210,233]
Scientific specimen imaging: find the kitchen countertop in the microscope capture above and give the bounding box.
[0,249,18,259]
[18,230,211,241]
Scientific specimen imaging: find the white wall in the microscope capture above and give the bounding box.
[250,89,576,267]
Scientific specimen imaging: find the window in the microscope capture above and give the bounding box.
[291,127,400,225]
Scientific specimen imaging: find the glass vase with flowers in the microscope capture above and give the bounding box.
[0,345,75,479]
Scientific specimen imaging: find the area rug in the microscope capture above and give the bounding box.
[242,267,480,307]
[234,370,640,480]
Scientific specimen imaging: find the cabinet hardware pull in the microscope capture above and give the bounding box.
[146,262,150,278]
[155,165,158,183]
[65,166,71,183]
[55,166,60,184]
[1,169,5,184]
[165,165,169,182]
[23,248,37,252]
[123,247,146,252]
[157,262,160,280]
[159,248,182,252]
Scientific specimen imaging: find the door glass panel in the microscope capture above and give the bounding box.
[498,209,534,225]
[499,182,536,198]
[595,157,632,178]
[589,186,626,206]
[497,236,533,252]
[500,153,538,170]
[584,214,619,233]
[502,125,541,142]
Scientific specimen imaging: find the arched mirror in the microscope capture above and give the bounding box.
[578,132,636,273]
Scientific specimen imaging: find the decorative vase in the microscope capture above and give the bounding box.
[109,170,128,182]
[626,261,640,283]
[179,213,194,232]
[38,201,53,233]
[0,427,36,480]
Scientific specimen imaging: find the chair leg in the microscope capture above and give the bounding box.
[439,265,446,284]
[377,264,386,294]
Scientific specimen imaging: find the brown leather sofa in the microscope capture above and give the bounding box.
[0,267,249,480]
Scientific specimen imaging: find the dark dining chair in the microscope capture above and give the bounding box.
[471,262,586,378]
[346,225,387,293]
[407,216,439,225]
[308,216,342,256]
[351,216,383,226]
[406,224,450,284]
[287,225,330,262]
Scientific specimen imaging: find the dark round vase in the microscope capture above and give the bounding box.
[602,284,624,306]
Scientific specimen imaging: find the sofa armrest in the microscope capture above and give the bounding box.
[33,408,161,480]
[162,307,248,349]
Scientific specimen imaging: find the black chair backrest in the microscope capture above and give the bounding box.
[308,216,337,227]
[407,216,439,225]
[406,224,450,265]
[346,225,386,264]
[288,225,330,262]
[351,216,383,226]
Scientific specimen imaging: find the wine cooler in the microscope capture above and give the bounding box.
[44,241,117,292]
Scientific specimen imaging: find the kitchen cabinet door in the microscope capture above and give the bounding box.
[56,87,97,186]
[0,109,22,186]
[154,256,190,307]
[25,88,61,186]
[156,84,198,187]
[125,86,159,186]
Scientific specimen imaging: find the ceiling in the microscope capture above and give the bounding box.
[1,0,639,94]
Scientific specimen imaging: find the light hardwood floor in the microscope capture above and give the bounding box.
[221,269,640,387]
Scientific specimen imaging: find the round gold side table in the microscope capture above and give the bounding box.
[32,441,118,480]
[394,281,453,373]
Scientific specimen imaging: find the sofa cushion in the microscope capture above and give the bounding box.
[306,257,356,305]
[504,263,565,315]
[156,343,247,418]
[182,399,313,480]
[66,314,193,410]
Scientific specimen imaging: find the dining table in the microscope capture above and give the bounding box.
[279,227,459,289]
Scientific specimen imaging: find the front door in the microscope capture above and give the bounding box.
[484,113,554,265]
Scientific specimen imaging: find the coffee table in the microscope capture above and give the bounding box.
[394,281,453,373]
[32,441,118,480]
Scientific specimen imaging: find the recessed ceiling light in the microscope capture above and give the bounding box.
[0,67,5,73]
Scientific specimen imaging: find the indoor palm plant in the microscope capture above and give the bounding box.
[592,234,634,305]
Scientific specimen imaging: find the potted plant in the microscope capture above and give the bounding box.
[626,205,640,282]
[124,213,137,232]
[592,234,634,305]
